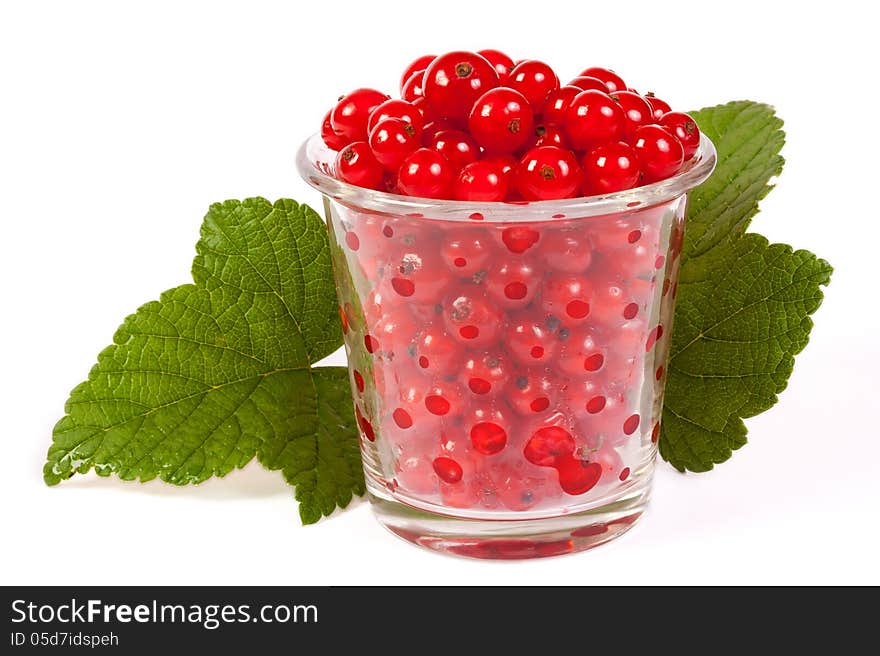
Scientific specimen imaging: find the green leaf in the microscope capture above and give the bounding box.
[45,198,363,523]
[684,101,785,261]
[660,103,832,472]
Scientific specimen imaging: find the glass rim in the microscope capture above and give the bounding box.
[296,132,716,222]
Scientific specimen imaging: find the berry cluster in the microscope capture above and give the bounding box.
[321,50,701,201]
[335,200,683,511]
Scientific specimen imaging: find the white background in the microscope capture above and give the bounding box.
[2,0,877,585]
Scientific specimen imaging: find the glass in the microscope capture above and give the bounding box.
[297,134,716,559]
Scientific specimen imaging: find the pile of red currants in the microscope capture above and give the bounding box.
[320,50,701,201]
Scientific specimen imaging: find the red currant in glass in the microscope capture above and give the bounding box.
[369,117,420,170]
[388,245,451,305]
[440,228,493,276]
[506,318,559,365]
[468,87,534,153]
[453,159,510,201]
[515,146,582,200]
[499,225,541,253]
[397,148,454,198]
[478,49,515,83]
[523,424,575,466]
[539,229,593,273]
[644,94,672,121]
[367,98,424,135]
[556,456,602,495]
[442,290,504,347]
[556,326,604,377]
[413,325,461,377]
[486,259,540,310]
[334,141,385,190]
[422,51,500,122]
[330,88,390,143]
[609,91,653,141]
[461,353,509,397]
[321,110,348,150]
[632,124,684,183]
[423,380,465,418]
[540,85,581,127]
[541,273,592,323]
[526,124,567,149]
[582,141,641,194]
[400,54,436,92]
[564,90,624,150]
[508,60,559,109]
[568,76,608,92]
[505,372,557,416]
[373,310,419,357]
[578,67,626,93]
[659,111,701,159]
[429,129,479,171]
[465,404,510,455]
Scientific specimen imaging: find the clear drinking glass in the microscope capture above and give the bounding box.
[297,134,716,559]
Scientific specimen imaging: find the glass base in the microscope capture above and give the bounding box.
[368,480,650,560]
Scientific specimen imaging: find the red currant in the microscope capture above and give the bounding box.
[424,380,465,418]
[334,141,385,190]
[578,67,626,93]
[556,456,602,495]
[568,76,608,92]
[478,49,515,83]
[387,246,451,305]
[400,54,436,92]
[442,290,504,347]
[644,94,671,121]
[373,310,419,357]
[429,129,479,171]
[540,85,581,127]
[564,90,625,150]
[540,273,592,323]
[526,124,567,149]
[515,146,582,200]
[486,259,540,310]
[523,425,575,467]
[401,70,426,103]
[556,326,605,377]
[659,111,701,160]
[465,404,510,455]
[609,91,653,141]
[422,51,499,122]
[461,353,509,397]
[439,228,493,275]
[367,98,424,135]
[421,118,459,146]
[330,88,390,142]
[413,324,461,376]
[506,318,559,365]
[468,87,534,153]
[480,155,517,190]
[539,228,593,273]
[453,159,510,201]
[369,117,420,171]
[499,225,541,253]
[508,60,559,108]
[397,148,454,198]
[505,372,557,416]
[632,124,684,183]
[432,456,463,483]
[321,109,348,150]
[582,141,640,194]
